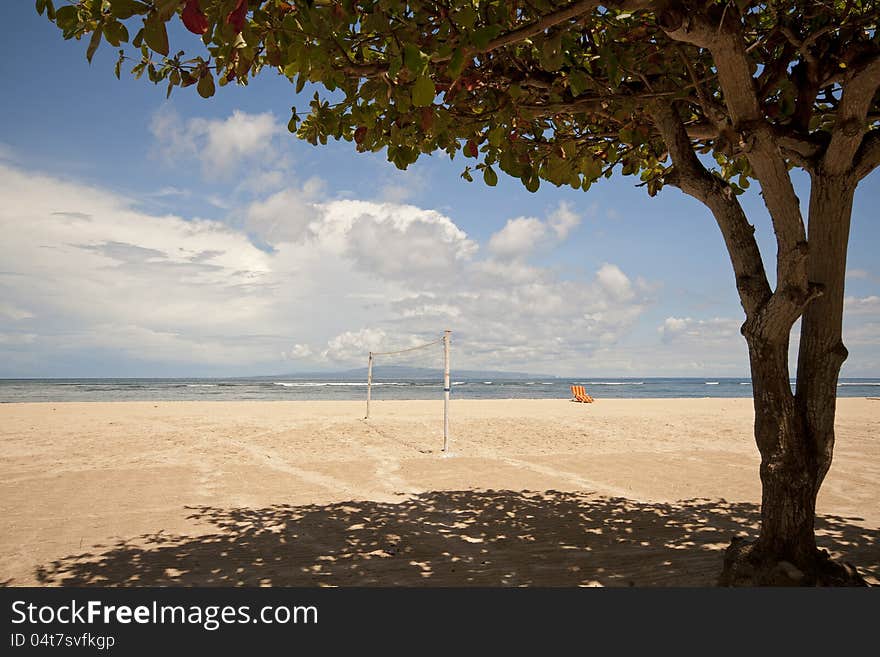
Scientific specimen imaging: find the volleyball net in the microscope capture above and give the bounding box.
[365,330,451,452]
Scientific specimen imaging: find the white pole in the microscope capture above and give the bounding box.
[443,329,451,452]
[366,351,373,419]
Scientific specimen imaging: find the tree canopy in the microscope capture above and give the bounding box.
[40,1,880,196]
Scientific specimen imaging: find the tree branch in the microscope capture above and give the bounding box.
[824,53,880,175]
[659,1,809,303]
[433,0,657,64]
[336,1,657,77]
[649,100,771,319]
[853,128,880,181]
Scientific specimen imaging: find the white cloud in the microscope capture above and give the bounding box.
[658,316,742,343]
[487,201,582,259]
[548,201,580,239]
[844,295,880,315]
[0,302,34,321]
[0,159,655,376]
[244,178,325,244]
[150,107,282,180]
[0,333,37,345]
[488,217,547,258]
[320,328,392,363]
[596,263,635,301]
[845,269,880,284]
[283,344,313,360]
[337,201,478,279]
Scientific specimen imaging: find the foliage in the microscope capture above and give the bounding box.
[39,1,879,197]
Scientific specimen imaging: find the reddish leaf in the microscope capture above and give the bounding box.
[419,107,434,132]
[465,140,478,158]
[181,0,209,36]
[227,0,248,34]
[354,126,367,144]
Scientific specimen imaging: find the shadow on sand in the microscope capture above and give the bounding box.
[35,490,879,586]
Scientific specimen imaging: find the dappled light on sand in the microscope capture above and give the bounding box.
[35,491,878,587]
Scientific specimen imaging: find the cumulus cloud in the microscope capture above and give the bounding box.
[0,159,654,376]
[488,217,547,258]
[547,202,581,239]
[488,201,582,259]
[320,328,392,363]
[338,202,478,279]
[596,263,635,301]
[244,178,326,245]
[150,107,282,180]
[283,343,313,360]
[0,162,280,373]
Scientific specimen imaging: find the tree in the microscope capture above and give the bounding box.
[40,0,878,585]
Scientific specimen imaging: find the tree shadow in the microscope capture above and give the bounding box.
[34,490,879,586]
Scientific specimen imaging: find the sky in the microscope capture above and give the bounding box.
[0,5,878,378]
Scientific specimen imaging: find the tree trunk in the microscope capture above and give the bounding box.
[795,174,856,492]
[719,175,865,586]
[747,336,818,568]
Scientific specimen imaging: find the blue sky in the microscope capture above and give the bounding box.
[0,4,878,378]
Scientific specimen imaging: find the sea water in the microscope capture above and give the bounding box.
[1,377,878,402]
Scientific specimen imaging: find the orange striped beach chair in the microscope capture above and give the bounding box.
[570,385,594,403]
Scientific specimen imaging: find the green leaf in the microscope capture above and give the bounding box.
[568,69,589,97]
[86,26,102,63]
[411,75,435,107]
[287,107,299,133]
[36,0,47,16]
[483,166,498,187]
[470,25,501,50]
[403,44,424,74]
[540,33,564,71]
[456,6,476,29]
[154,0,182,21]
[143,14,169,57]
[447,47,465,79]
[108,0,149,20]
[103,21,129,47]
[54,6,79,30]
[197,71,215,98]
[605,51,621,87]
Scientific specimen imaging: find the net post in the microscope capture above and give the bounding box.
[443,330,451,452]
[366,351,373,419]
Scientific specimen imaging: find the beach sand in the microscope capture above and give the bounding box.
[1,398,877,586]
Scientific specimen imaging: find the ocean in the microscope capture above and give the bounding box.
[1,377,878,403]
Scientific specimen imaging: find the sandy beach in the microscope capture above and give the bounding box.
[1,398,877,586]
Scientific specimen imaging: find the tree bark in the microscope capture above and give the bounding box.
[720,175,864,586]
[795,175,856,494]
[650,99,866,585]
[746,335,817,569]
